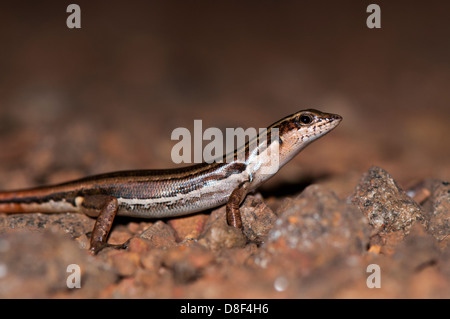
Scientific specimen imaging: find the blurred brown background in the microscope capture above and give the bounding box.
[0,0,449,192]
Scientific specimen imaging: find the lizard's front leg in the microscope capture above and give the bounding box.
[78,195,121,254]
[226,181,251,229]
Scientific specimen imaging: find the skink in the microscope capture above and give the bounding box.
[0,109,342,253]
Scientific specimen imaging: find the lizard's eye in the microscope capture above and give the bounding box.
[299,114,313,125]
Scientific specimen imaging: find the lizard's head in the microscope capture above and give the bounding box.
[244,109,342,184]
[271,109,342,166]
[282,109,342,140]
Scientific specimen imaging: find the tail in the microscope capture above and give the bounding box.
[0,186,78,213]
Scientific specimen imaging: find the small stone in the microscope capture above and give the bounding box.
[240,195,277,243]
[75,233,90,250]
[108,229,132,246]
[126,237,151,254]
[168,213,209,241]
[350,166,424,234]
[110,251,140,277]
[198,207,247,251]
[367,244,381,254]
[139,221,177,249]
[264,184,370,255]
[419,179,450,245]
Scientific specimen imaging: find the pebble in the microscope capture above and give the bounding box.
[240,195,277,243]
[418,179,450,245]
[109,251,140,277]
[198,207,247,251]
[265,184,370,255]
[168,213,209,241]
[139,221,177,249]
[350,166,424,234]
